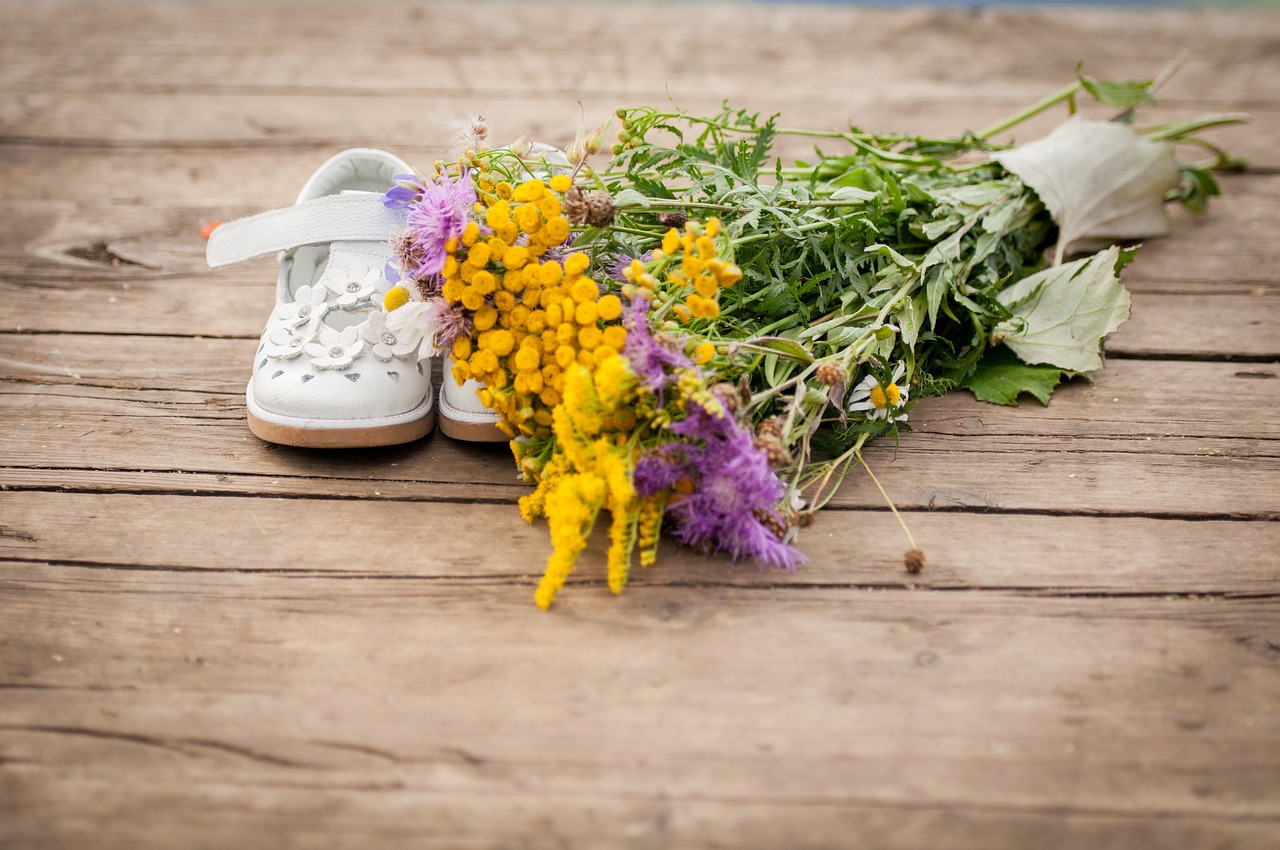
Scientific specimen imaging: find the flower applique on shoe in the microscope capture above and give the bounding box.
[207,148,437,449]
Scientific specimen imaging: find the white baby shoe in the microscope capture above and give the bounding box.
[438,354,508,442]
[208,148,436,448]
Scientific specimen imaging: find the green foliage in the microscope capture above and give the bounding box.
[1078,71,1157,111]
[993,247,1131,373]
[583,70,1235,492]
[963,347,1066,406]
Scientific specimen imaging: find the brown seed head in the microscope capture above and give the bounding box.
[753,434,791,469]
[710,383,741,415]
[755,417,783,439]
[816,362,844,387]
[752,507,788,540]
[904,548,926,574]
[563,186,616,228]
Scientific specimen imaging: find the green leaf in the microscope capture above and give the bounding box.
[864,243,917,270]
[964,347,1064,406]
[994,246,1131,372]
[740,336,815,363]
[613,188,651,209]
[898,293,927,348]
[1079,74,1156,110]
[827,186,877,204]
[1175,164,1221,214]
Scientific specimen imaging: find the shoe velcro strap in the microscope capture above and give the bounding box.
[206,193,407,268]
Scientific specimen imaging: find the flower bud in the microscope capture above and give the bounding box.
[509,133,533,160]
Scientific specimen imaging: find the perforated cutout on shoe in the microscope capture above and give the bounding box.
[345,373,361,382]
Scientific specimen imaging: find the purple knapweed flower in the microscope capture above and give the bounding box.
[385,171,476,281]
[608,249,653,283]
[424,298,473,350]
[633,446,687,498]
[667,402,805,569]
[622,293,692,395]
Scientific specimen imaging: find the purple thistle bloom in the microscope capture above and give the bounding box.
[608,249,653,283]
[425,298,473,350]
[666,401,805,569]
[633,449,686,498]
[622,292,803,569]
[394,171,476,280]
[622,293,691,395]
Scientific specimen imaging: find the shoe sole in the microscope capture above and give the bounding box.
[248,407,435,448]
[437,385,508,443]
[246,384,435,449]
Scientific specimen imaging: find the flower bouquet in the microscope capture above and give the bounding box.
[378,65,1242,609]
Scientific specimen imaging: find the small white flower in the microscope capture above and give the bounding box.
[359,311,404,362]
[304,325,365,370]
[272,284,329,336]
[263,324,310,359]
[384,300,441,361]
[324,261,382,309]
[848,362,910,423]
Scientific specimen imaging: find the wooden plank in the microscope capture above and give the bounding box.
[5,777,1279,850]
[2,490,1277,595]
[2,336,1276,516]
[2,395,1277,518]
[2,564,1278,849]
[3,4,1277,103]
[1110,292,1279,359]
[2,89,1272,167]
[5,333,1276,441]
[5,271,1276,359]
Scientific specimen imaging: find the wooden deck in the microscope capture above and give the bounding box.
[2,2,1278,847]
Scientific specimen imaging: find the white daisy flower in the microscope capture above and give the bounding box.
[847,362,910,423]
[384,300,441,361]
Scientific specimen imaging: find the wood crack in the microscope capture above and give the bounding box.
[0,724,310,769]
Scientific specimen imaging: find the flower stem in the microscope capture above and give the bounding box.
[855,450,918,551]
[975,80,1084,140]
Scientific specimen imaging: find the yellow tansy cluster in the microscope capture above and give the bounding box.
[440,174,629,441]
[623,218,743,324]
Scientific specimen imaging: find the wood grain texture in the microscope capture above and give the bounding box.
[1,2,1278,849]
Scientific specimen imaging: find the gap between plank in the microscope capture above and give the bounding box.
[4,556,1277,602]
[2,475,1278,522]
